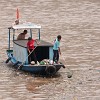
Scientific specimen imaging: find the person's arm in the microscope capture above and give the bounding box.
[27,42,31,53]
[17,34,20,40]
[17,33,22,40]
[56,41,61,55]
[27,48,31,53]
[35,39,39,45]
[58,47,61,55]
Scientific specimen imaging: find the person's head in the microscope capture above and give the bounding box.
[23,30,27,34]
[57,35,61,41]
[28,37,32,41]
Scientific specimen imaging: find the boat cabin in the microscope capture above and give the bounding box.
[7,22,53,65]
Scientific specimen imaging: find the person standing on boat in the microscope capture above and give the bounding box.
[53,35,61,63]
[17,30,27,40]
[27,37,38,64]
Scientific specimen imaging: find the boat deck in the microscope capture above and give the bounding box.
[13,39,53,48]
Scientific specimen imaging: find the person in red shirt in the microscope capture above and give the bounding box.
[27,37,38,64]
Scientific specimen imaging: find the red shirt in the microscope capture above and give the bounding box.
[27,39,35,50]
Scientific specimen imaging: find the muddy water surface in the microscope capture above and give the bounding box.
[0,0,100,100]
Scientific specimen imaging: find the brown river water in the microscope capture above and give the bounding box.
[0,0,100,100]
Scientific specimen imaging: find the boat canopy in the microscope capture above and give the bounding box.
[12,22,41,30]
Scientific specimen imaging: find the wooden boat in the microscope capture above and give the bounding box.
[6,22,65,76]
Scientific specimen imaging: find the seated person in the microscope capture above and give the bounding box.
[17,30,27,40]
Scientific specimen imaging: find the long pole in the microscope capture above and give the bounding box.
[16,46,37,71]
[38,29,40,40]
[8,29,10,50]
[61,55,73,78]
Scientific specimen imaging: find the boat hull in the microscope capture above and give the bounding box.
[6,50,64,76]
